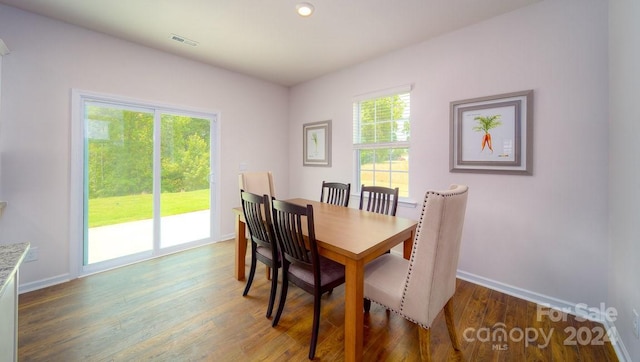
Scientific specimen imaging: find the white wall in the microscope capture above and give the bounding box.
[0,5,290,285]
[1,0,635,358]
[609,0,640,359]
[289,0,609,309]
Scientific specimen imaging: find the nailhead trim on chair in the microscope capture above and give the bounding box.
[396,190,434,328]
[367,297,429,328]
[395,186,468,329]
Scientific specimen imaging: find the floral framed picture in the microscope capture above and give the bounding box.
[303,120,332,167]
[450,90,533,175]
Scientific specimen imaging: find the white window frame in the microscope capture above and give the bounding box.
[353,85,412,202]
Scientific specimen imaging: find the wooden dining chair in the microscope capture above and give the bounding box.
[359,185,399,216]
[363,185,469,360]
[320,181,351,207]
[239,190,280,318]
[270,200,345,360]
[239,171,276,278]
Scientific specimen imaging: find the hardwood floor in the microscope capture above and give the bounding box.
[18,239,618,361]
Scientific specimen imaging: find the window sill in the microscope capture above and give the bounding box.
[398,198,418,208]
[350,195,418,209]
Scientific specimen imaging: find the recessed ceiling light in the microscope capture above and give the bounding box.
[296,2,314,17]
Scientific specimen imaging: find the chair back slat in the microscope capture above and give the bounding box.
[240,190,274,249]
[359,185,399,216]
[320,181,351,207]
[272,200,317,269]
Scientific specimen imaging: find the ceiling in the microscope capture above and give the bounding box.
[0,0,540,86]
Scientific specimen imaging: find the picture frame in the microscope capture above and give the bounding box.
[303,120,332,167]
[450,90,533,175]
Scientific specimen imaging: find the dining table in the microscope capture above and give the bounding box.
[233,198,418,362]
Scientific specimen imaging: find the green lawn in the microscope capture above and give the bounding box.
[88,189,209,228]
[360,159,409,197]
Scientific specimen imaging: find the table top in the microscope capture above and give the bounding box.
[0,242,29,293]
[236,198,417,262]
[289,198,416,260]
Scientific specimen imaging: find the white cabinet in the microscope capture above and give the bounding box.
[0,274,18,361]
[0,243,29,362]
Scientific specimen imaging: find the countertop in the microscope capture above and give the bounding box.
[0,242,29,294]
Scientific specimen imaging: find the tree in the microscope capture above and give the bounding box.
[86,106,210,199]
[160,115,210,193]
[358,95,409,164]
[86,106,153,198]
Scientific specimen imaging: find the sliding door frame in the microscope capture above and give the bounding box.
[70,89,221,277]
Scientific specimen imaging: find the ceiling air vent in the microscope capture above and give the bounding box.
[170,34,198,47]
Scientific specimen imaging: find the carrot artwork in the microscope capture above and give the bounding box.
[472,115,502,153]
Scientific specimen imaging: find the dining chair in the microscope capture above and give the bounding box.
[270,199,346,360]
[363,184,469,360]
[239,171,276,278]
[239,190,280,318]
[238,171,275,199]
[360,185,400,254]
[359,185,399,216]
[320,181,351,207]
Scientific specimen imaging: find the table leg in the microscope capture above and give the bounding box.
[344,258,364,362]
[403,229,414,260]
[235,214,247,280]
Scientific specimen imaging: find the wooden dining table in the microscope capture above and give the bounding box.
[233,198,418,362]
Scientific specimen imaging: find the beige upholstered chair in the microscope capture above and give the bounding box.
[363,184,469,360]
[238,171,275,199]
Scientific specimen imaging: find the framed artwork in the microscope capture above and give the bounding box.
[450,90,533,175]
[303,120,332,167]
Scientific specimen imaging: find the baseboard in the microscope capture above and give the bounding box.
[457,270,630,362]
[19,273,71,294]
[219,232,235,241]
[604,318,633,362]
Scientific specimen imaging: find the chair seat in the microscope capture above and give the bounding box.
[289,256,345,288]
[364,254,409,311]
[256,245,275,260]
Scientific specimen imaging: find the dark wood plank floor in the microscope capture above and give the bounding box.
[18,239,619,361]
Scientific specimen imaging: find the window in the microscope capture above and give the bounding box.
[353,87,410,198]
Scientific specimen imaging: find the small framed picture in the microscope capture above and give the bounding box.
[303,120,332,167]
[450,90,533,174]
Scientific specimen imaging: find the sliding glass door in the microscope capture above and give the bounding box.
[78,95,216,272]
[159,114,211,249]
